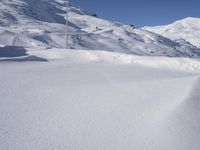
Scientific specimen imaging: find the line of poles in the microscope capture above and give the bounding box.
[65,0,69,49]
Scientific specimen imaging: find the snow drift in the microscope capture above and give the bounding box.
[1,48,200,149]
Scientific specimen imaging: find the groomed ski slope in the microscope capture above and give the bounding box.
[1,48,200,150]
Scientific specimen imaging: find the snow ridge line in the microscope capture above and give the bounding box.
[184,76,200,105]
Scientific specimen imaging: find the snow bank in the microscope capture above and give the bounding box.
[27,48,200,72]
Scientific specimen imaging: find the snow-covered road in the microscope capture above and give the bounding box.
[0,53,200,149]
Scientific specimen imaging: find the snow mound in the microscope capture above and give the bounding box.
[26,48,200,72]
[1,46,200,72]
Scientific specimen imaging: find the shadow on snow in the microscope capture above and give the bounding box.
[0,46,47,62]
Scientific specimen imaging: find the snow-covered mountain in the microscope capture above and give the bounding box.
[1,0,200,57]
[2,1,200,149]
[143,17,200,49]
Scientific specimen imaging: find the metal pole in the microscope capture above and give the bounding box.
[65,0,69,49]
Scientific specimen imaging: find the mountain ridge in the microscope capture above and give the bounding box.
[0,0,200,58]
[143,17,200,49]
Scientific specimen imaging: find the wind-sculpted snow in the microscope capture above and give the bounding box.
[0,0,200,57]
[26,48,200,72]
[0,52,200,149]
[1,47,200,71]
[152,77,200,149]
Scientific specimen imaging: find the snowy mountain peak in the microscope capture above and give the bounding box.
[175,17,200,23]
[143,17,200,48]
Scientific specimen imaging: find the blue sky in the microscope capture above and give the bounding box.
[71,0,200,27]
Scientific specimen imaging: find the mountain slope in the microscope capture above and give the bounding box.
[143,17,200,49]
[0,0,200,57]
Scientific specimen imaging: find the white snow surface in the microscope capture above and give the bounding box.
[1,47,200,149]
[1,0,200,149]
[143,17,200,49]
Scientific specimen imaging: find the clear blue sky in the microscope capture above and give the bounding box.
[71,0,200,27]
